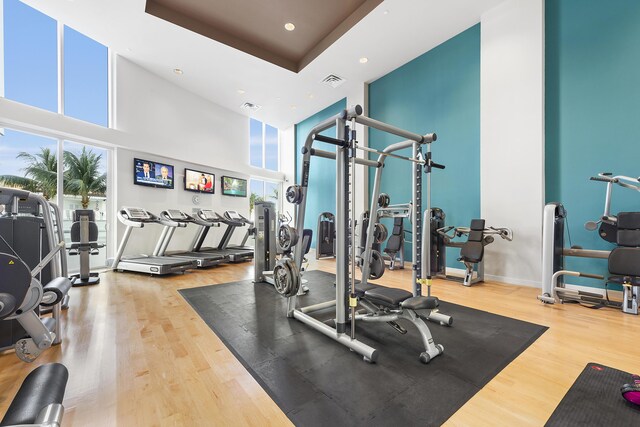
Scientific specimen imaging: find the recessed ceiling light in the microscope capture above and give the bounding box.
[359,57,369,64]
[173,68,183,75]
[383,10,389,15]
[284,22,295,31]
[237,89,245,94]
[290,105,297,110]
[308,93,314,99]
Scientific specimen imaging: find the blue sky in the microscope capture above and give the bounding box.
[1,0,108,178]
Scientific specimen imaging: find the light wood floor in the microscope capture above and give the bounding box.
[1,257,638,426]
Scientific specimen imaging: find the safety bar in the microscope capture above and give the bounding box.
[355,115,437,144]
[309,148,381,168]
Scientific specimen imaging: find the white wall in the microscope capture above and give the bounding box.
[1,55,286,259]
[279,125,296,220]
[480,0,545,286]
[114,147,251,257]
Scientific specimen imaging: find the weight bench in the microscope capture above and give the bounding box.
[351,282,444,363]
[0,363,68,427]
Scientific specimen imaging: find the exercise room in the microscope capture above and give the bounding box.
[1,0,638,426]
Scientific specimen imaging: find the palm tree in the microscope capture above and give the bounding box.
[0,148,59,199]
[64,147,106,209]
[250,192,264,214]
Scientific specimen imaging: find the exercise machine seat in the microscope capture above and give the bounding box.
[384,218,403,254]
[0,363,68,427]
[459,219,486,263]
[401,296,439,311]
[364,287,412,308]
[354,282,380,298]
[302,229,313,255]
[608,212,640,280]
[41,277,72,307]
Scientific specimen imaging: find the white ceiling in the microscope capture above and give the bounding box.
[24,0,504,129]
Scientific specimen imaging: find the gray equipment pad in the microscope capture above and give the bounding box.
[179,270,547,426]
[545,363,640,426]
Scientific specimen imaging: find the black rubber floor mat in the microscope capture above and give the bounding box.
[179,270,547,426]
[546,363,640,426]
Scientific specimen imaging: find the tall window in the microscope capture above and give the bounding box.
[3,0,58,111]
[249,118,279,171]
[63,25,108,126]
[0,129,110,272]
[2,0,109,127]
[249,179,279,214]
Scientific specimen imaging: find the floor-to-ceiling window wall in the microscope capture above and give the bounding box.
[1,0,113,272]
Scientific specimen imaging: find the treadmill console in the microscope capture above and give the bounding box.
[225,210,243,221]
[166,209,188,220]
[123,207,152,221]
[199,209,218,221]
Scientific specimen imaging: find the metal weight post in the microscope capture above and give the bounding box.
[349,118,358,340]
[413,142,423,296]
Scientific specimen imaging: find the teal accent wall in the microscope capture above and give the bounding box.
[368,24,481,266]
[546,0,640,288]
[295,98,347,246]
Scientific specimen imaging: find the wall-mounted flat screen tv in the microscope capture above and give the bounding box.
[221,176,247,197]
[184,168,215,194]
[133,158,174,189]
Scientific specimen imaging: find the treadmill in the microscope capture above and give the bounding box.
[111,207,196,275]
[154,209,228,267]
[220,210,255,253]
[191,209,253,263]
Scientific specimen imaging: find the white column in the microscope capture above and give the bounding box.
[480,0,545,286]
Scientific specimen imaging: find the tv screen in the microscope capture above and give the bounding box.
[184,168,215,194]
[221,176,247,197]
[133,158,174,189]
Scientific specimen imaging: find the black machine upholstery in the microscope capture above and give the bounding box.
[608,212,640,280]
[459,219,486,263]
[302,229,313,255]
[0,363,68,427]
[384,218,404,254]
[364,287,414,308]
[41,277,73,307]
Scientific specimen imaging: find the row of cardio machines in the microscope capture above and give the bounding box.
[110,207,254,275]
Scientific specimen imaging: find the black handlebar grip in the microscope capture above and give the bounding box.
[590,176,611,182]
[579,273,605,280]
[430,162,446,170]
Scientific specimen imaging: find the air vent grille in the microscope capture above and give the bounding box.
[240,102,261,111]
[320,74,346,88]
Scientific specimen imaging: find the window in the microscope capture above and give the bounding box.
[2,0,110,127]
[0,129,111,272]
[63,26,109,126]
[3,0,58,111]
[249,118,279,171]
[0,129,58,199]
[63,141,108,269]
[249,178,280,213]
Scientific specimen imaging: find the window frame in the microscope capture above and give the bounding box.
[249,118,280,172]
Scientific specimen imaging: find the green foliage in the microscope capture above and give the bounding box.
[0,148,58,199]
[64,147,107,208]
[0,146,106,208]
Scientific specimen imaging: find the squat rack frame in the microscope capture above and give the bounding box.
[287,105,443,361]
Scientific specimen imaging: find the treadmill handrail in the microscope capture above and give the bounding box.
[216,212,244,227]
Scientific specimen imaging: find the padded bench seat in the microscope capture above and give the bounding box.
[364,287,413,308]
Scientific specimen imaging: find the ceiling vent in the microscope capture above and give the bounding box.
[320,74,346,88]
[240,102,261,111]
